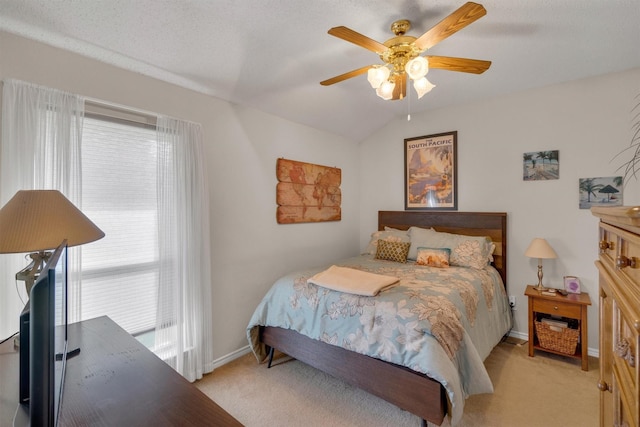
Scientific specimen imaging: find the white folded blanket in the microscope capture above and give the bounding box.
[307,265,399,296]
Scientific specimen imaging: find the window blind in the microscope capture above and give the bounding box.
[79,114,159,335]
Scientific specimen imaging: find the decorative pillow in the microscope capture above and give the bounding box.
[408,226,494,269]
[364,229,410,255]
[375,240,411,263]
[450,236,494,269]
[416,247,451,268]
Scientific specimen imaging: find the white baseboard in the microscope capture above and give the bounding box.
[509,330,599,358]
[508,330,529,341]
[211,345,252,370]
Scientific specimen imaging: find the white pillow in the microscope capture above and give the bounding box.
[364,229,410,255]
[407,226,438,260]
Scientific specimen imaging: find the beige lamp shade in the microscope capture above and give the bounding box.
[524,238,557,259]
[525,237,557,291]
[0,190,105,253]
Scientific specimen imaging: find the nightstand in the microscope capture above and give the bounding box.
[525,285,591,370]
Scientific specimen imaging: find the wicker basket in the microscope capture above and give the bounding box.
[535,320,579,355]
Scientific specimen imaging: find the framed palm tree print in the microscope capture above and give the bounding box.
[523,150,559,180]
[404,131,457,210]
[578,176,623,209]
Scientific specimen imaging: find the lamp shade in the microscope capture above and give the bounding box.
[376,80,395,100]
[405,56,429,80]
[524,238,557,259]
[413,77,435,99]
[367,65,390,89]
[0,190,104,253]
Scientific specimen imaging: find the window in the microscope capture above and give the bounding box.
[78,107,159,338]
[2,80,213,379]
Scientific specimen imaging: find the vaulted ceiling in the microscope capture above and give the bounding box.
[1,1,639,141]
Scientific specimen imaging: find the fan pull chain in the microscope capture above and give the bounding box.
[407,82,412,121]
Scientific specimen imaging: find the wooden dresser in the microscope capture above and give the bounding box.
[592,206,640,427]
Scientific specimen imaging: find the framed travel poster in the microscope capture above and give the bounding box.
[404,131,457,210]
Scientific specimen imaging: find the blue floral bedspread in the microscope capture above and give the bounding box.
[247,254,512,425]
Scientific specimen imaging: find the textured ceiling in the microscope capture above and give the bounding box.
[1,0,639,141]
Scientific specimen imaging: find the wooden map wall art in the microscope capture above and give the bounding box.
[276,158,341,224]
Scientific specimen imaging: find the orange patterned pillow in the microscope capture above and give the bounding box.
[416,247,451,268]
[375,240,410,263]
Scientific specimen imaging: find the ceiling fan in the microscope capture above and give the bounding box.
[320,1,491,101]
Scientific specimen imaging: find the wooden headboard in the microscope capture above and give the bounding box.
[378,211,507,288]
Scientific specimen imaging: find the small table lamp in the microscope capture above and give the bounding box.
[524,237,557,291]
[0,190,105,297]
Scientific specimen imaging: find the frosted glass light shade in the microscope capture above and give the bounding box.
[376,80,395,100]
[367,66,390,89]
[0,190,105,253]
[413,77,435,99]
[405,56,429,80]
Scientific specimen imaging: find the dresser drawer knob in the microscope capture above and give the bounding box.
[599,240,613,251]
[597,380,609,392]
[616,255,637,269]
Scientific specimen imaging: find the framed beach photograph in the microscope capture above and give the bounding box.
[523,150,559,181]
[578,176,623,209]
[404,131,457,210]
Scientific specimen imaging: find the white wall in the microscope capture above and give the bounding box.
[0,32,361,358]
[2,29,639,360]
[359,67,640,352]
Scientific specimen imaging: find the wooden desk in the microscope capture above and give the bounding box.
[1,316,241,426]
[525,285,591,371]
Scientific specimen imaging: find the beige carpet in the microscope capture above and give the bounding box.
[196,338,599,427]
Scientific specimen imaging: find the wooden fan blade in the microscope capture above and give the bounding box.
[426,56,491,74]
[328,26,388,54]
[320,65,373,86]
[414,2,487,51]
[391,74,407,100]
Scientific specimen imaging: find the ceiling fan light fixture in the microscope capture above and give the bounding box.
[376,80,395,100]
[413,77,435,99]
[405,56,429,80]
[367,65,390,89]
[322,3,491,101]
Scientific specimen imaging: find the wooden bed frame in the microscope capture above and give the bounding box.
[260,211,508,426]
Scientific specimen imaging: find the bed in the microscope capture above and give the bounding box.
[247,211,510,426]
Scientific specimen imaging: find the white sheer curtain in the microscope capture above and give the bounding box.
[155,116,214,381]
[0,79,84,336]
[0,80,214,382]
